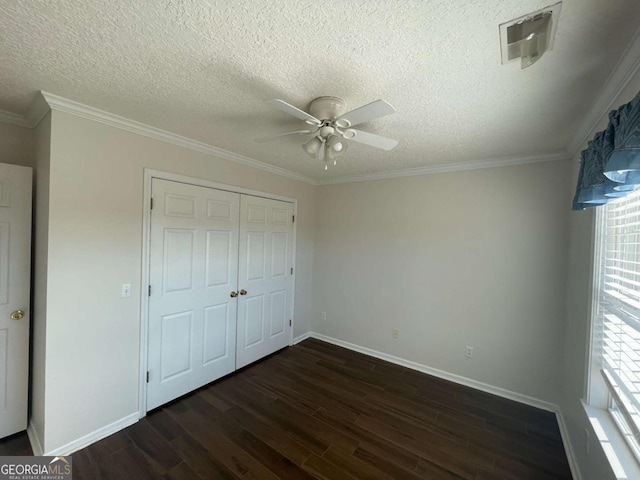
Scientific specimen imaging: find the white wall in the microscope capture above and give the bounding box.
[34,110,315,453]
[0,122,35,168]
[312,160,571,403]
[560,68,640,480]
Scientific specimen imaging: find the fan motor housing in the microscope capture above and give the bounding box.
[309,96,346,120]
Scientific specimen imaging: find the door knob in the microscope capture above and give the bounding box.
[10,310,25,320]
[240,289,248,296]
[230,291,238,298]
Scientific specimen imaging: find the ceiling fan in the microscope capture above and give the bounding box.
[255,96,398,169]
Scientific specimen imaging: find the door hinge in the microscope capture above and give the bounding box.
[290,267,293,275]
[148,285,151,296]
[146,371,150,383]
[150,198,153,210]
[292,215,295,223]
[289,319,292,327]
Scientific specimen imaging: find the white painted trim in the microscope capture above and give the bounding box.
[26,93,51,128]
[139,169,298,418]
[1,92,575,184]
[2,93,572,185]
[289,200,298,347]
[38,92,315,185]
[313,151,570,185]
[293,332,311,345]
[138,171,153,418]
[142,169,298,204]
[567,24,640,156]
[26,421,44,456]
[309,332,557,412]
[555,410,584,480]
[582,401,640,480]
[0,110,31,128]
[44,413,138,457]
[585,208,599,405]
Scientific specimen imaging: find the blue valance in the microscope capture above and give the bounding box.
[573,90,640,210]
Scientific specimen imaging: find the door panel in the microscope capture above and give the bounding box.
[205,231,231,287]
[0,223,9,304]
[203,304,229,363]
[271,232,288,277]
[160,311,193,380]
[236,196,293,368]
[0,163,32,439]
[147,179,239,411]
[163,229,195,293]
[269,290,286,337]
[246,233,265,280]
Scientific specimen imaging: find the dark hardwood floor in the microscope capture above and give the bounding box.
[2,338,572,479]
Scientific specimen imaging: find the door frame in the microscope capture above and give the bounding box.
[138,169,298,417]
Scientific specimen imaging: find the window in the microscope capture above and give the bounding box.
[593,188,640,459]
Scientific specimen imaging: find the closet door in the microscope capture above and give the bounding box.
[236,195,294,369]
[147,179,239,411]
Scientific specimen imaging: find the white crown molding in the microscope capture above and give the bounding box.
[567,24,640,156]
[314,150,570,185]
[0,93,583,185]
[0,109,31,128]
[27,93,52,128]
[37,92,315,185]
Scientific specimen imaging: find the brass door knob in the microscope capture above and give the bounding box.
[230,291,238,298]
[240,289,248,296]
[10,310,25,320]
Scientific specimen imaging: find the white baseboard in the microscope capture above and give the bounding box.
[309,332,557,412]
[292,332,311,345]
[555,410,583,480]
[39,412,138,456]
[26,421,44,456]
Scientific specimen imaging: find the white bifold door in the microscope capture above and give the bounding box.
[146,179,293,411]
[0,163,32,439]
[236,195,294,369]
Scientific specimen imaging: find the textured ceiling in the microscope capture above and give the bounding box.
[1,1,639,180]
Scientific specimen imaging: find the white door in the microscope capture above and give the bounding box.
[236,195,294,369]
[147,179,239,411]
[0,163,32,439]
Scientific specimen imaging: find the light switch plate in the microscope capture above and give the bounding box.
[121,283,132,298]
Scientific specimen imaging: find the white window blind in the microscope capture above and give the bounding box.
[596,188,640,452]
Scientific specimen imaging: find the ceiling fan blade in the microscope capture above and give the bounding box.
[346,129,398,150]
[335,99,396,127]
[254,130,313,143]
[264,99,321,125]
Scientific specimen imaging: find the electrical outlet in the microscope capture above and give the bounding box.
[392,329,399,339]
[465,346,473,358]
[584,428,590,453]
[121,283,132,298]
[321,312,326,321]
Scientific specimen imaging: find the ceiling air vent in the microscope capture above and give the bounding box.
[500,2,562,69]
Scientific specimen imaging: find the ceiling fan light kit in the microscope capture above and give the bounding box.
[256,96,398,170]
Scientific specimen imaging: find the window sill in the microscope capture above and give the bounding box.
[582,400,640,479]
